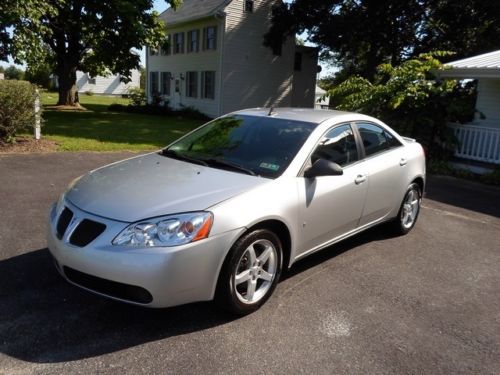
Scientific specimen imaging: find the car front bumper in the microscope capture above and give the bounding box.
[47,200,245,308]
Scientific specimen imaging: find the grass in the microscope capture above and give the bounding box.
[35,92,204,151]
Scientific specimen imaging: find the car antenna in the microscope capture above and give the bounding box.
[268,107,276,116]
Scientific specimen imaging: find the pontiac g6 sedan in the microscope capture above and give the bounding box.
[48,108,425,314]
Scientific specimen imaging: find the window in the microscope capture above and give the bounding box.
[167,115,315,178]
[87,74,96,85]
[201,71,216,99]
[244,0,254,12]
[311,124,358,167]
[186,71,198,98]
[203,26,217,50]
[357,122,402,157]
[188,30,199,53]
[161,35,171,55]
[174,32,184,54]
[149,71,159,94]
[294,52,302,71]
[161,72,171,96]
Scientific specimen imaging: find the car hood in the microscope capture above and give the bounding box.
[66,153,268,222]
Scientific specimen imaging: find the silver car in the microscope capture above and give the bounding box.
[47,108,425,314]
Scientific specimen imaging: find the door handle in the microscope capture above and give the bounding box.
[354,175,367,185]
[399,158,407,166]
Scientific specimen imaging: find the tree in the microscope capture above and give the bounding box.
[25,62,53,89]
[417,0,500,61]
[1,0,182,106]
[265,0,500,81]
[4,65,25,80]
[328,52,462,160]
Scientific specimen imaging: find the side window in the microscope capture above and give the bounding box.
[311,124,359,167]
[357,122,401,157]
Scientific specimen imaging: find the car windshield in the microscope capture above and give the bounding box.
[163,115,316,178]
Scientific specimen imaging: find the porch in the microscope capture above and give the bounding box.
[448,122,500,165]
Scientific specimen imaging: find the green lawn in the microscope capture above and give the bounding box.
[38,92,203,151]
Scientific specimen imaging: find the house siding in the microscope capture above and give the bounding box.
[76,70,140,95]
[148,18,224,118]
[291,46,318,108]
[221,0,295,114]
[477,78,500,126]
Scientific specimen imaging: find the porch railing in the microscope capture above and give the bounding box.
[448,123,500,164]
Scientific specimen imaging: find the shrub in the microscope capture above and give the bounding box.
[176,105,210,120]
[107,103,210,120]
[0,80,38,143]
[480,167,500,186]
[84,90,94,96]
[127,87,146,106]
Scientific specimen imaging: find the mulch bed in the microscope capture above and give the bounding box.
[0,136,58,153]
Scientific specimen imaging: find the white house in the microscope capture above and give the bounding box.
[146,0,319,118]
[440,50,500,167]
[53,70,140,96]
[75,70,140,95]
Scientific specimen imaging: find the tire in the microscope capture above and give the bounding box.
[215,229,283,315]
[391,183,422,235]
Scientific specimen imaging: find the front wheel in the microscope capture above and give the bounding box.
[391,183,422,235]
[215,229,283,315]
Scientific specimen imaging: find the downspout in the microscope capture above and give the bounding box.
[215,11,226,116]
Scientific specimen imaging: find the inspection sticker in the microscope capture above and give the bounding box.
[259,162,280,171]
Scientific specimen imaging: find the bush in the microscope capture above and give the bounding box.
[84,90,94,96]
[0,80,38,143]
[108,103,210,120]
[127,87,146,106]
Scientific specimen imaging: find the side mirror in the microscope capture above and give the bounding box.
[303,159,343,178]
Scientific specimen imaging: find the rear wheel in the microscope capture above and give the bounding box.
[391,183,422,235]
[215,229,282,315]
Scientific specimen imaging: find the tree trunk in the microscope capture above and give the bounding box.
[57,62,78,106]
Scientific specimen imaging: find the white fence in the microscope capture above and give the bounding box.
[449,123,500,164]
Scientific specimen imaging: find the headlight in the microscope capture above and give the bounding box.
[113,212,213,247]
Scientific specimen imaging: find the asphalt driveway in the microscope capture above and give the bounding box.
[0,152,499,374]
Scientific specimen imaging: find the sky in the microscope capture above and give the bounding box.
[2,0,335,77]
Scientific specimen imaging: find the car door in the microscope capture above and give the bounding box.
[296,123,368,256]
[354,122,408,226]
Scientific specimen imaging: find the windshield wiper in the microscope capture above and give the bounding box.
[202,158,257,176]
[160,149,208,167]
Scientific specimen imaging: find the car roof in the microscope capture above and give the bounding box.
[232,108,362,125]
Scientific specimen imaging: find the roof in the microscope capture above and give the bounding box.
[161,0,230,25]
[446,50,500,69]
[231,108,364,125]
[440,50,500,79]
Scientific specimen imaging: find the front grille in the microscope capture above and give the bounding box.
[69,219,106,247]
[63,266,153,304]
[56,207,73,239]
